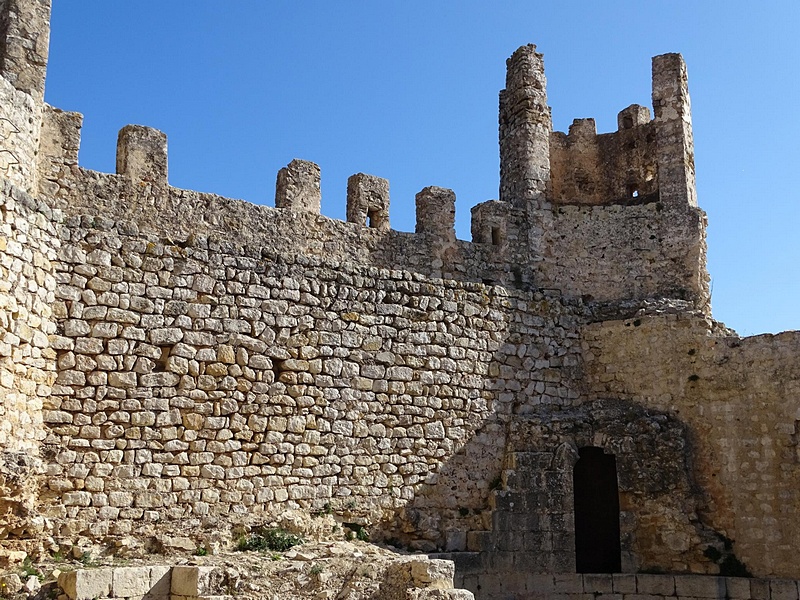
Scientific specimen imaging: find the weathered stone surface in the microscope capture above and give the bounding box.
[1,6,800,600]
[58,568,113,600]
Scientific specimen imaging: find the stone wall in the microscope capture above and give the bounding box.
[549,112,657,206]
[0,179,58,542]
[57,557,475,600]
[583,313,800,578]
[535,200,708,306]
[2,2,800,591]
[40,212,585,548]
[0,75,41,194]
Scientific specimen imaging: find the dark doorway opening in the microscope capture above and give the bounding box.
[573,446,621,573]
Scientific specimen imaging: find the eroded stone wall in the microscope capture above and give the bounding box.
[0,179,58,542]
[0,75,41,194]
[583,313,800,577]
[549,115,657,206]
[41,214,585,548]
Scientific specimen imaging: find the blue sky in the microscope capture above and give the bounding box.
[44,1,799,336]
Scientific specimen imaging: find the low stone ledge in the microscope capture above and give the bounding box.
[440,570,800,600]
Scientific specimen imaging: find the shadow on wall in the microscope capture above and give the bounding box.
[397,398,746,597]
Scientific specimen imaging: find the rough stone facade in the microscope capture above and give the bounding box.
[1,2,799,599]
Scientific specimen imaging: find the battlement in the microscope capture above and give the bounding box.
[28,44,707,309]
[0,0,708,310]
[502,49,695,209]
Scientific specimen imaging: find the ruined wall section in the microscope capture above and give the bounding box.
[583,314,800,578]
[0,179,59,542]
[41,215,585,548]
[495,46,709,308]
[0,0,51,195]
[549,110,657,206]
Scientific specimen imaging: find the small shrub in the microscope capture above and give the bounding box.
[236,527,304,553]
[194,547,208,556]
[310,564,324,575]
[78,552,94,566]
[21,557,43,581]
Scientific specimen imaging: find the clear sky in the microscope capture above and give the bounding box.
[44,1,799,336]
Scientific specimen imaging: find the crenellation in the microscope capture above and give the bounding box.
[274,158,321,213]
[617,104,651,130]
[568,118,597,139]
[37,104,82,199]
[470,200,512,249]
[415,186,456,240]
[346,172,390,231]
[116,124,168,188]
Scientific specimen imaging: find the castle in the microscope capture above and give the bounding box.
[2,1,800,599]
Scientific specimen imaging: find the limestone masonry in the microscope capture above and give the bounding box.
[1,2,799,599]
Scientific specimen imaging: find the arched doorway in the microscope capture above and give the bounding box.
[573,446,621,573]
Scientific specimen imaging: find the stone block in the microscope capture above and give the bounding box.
[750,579,770,600]
[410,559,454,589]
[637,574,675,595]
[674,575,725,599]
[623,573,647,596]
[147,566,171,598]
[466,531,494,552]
[58,568,113,600]
[527,573,556,594]
[445,530,467,552]
[446,552,484,574]
[171,566,218,596]
[112,566,152,597]
[408,589,475,599]
[553,573,584,594]
[583,574,614,594]
[770,580,799,600]
[724,577,752,600]
[488,551,515,571]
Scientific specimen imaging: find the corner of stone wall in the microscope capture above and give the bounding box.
[0,179,59,550]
